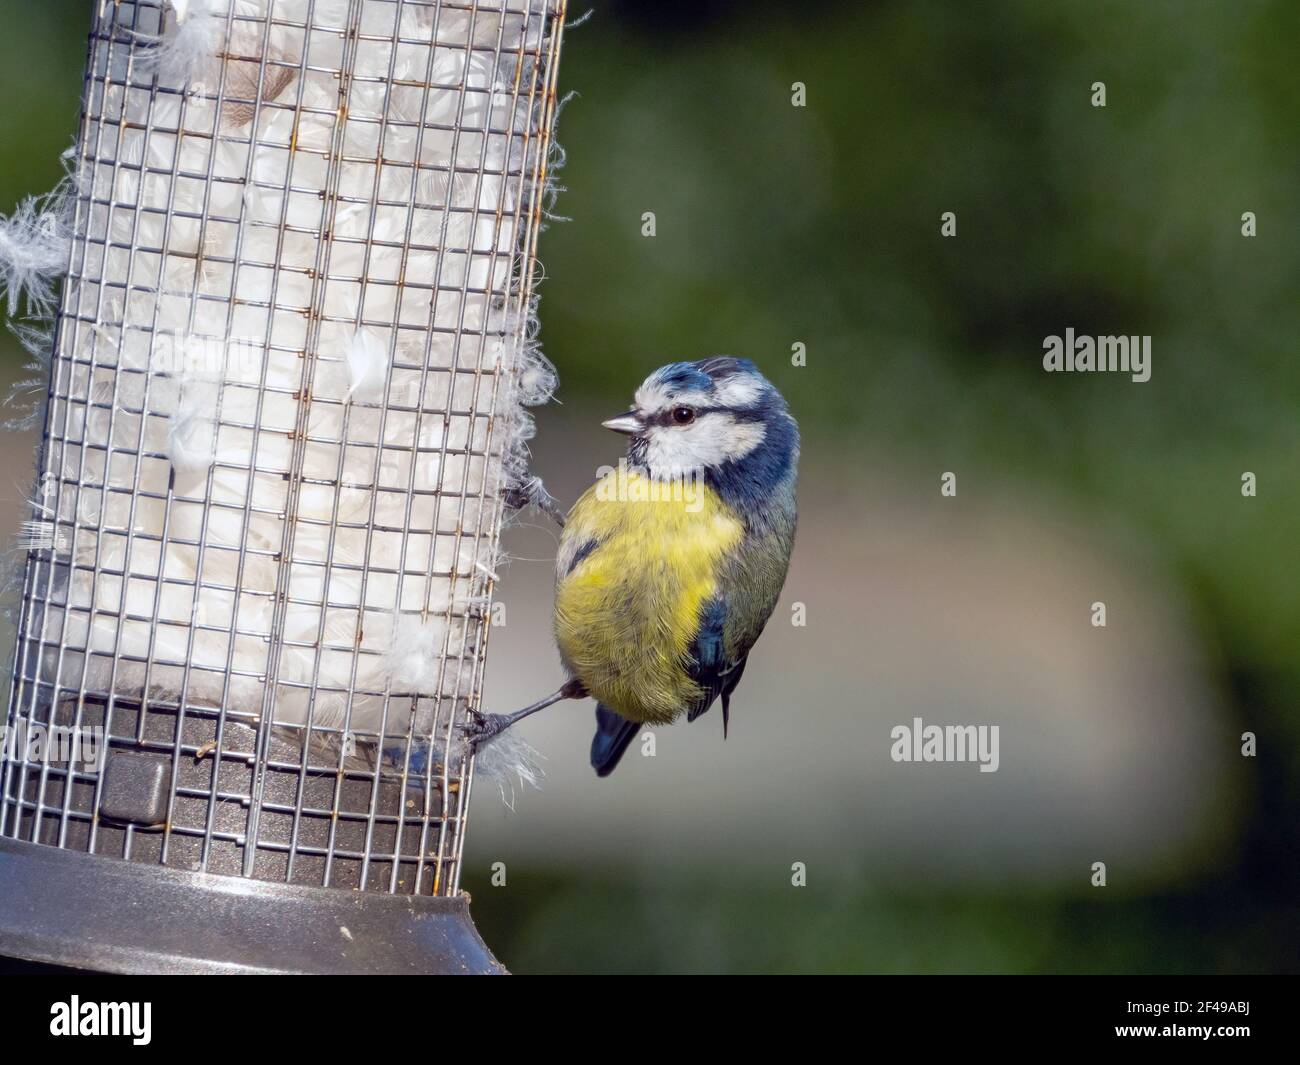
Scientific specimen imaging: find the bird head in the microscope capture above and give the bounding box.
[602,357,799,503]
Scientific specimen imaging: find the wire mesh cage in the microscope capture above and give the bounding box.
[0,0,566,969]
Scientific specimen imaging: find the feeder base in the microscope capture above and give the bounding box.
[0,836,506,974]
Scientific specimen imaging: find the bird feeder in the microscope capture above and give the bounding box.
[0,0,566,973]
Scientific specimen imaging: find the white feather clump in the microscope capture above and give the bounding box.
[376,722,543,810]
[0,182,72,318]
[346,327,389,400]
[138,0,228,84]
[9,0,562,800]
[384,611,472,694]
[470,729,545,810]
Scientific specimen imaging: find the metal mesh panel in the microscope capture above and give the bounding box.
[0,0,565,896]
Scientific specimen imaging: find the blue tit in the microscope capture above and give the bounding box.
[467,356,798,777]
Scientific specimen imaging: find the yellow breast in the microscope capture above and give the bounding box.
[554,467,744,724]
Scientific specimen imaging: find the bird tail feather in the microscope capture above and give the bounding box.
[590,704,640,777]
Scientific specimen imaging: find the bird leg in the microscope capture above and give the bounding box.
[463,677,587,745]
[501,475,567,528]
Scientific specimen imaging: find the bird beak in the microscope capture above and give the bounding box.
[601,410,644,436]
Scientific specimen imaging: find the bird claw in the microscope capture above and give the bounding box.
[502,476,567,527]
[462,710,510,747]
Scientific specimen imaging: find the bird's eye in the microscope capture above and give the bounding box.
[671,406,696,425]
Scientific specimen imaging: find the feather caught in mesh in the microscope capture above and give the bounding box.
[0,182,72,319]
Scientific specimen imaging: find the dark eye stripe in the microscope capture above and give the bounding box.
[647,404,737,427]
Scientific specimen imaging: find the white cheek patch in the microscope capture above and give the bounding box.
[643,413,766,475]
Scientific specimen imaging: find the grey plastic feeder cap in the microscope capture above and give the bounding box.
[0,837,506,975]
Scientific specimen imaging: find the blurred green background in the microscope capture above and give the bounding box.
[1,0,1297,973]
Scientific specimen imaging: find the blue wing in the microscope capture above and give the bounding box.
[685,596,749,735]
